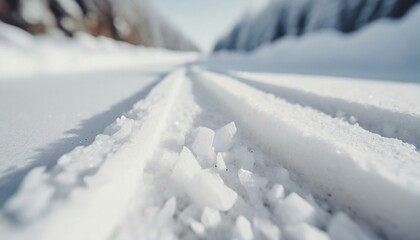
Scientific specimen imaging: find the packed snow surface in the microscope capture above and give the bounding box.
[0,11,420,240]
[227,71,420,148]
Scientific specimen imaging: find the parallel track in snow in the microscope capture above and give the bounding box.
[220,70,420,149]
[192,69,420,240]
[1,67,419,240]
[0,69,187,240]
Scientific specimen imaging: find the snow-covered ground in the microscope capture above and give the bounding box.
[0,7,419,240]
[0,22,197,78]
[0,70,157,176]
[214,0,418,52]
[0,24,197,211]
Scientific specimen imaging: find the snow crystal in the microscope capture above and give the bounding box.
[187,170,237,211]
[201,207,221,228]
[275,193,316,225]
[171,147,202,187]
[235,215,254,240]
[213,122,237,152]
[328,212,377,240]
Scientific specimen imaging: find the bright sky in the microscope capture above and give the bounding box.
[154,0,263,52]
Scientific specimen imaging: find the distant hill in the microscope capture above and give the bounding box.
[214,0,419,52]
[0,0,197,51]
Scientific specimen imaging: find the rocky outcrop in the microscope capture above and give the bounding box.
[214,0,419,52]
[0,0,197,51]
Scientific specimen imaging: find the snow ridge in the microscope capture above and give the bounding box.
[226,71,420,149]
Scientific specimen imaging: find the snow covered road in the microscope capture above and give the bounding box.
[1,65,419,240]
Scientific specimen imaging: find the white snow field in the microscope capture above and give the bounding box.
[1,7,420,240]
[0,25,198,211]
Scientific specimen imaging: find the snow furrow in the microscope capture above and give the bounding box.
[114,75,340,240]
[1,65,418,240]
[192,68,420,240]
[226,71,420,149]
[0,69,187,240]
[114,73,202,239]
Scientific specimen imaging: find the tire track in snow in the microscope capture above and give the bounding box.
[113,72,202,239]
[1,66,418,240]
[115,73,342,240]
[191,68,420,240]
[218,70,420,150]
[0,68,187,240]
[184,76,333,240]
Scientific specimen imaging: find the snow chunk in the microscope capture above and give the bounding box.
[235,215,254,240]
[285,223,330,240]
[191,127,216,166]
[238,169,268,204]
[213,122,237,152]
[328,212,378,240]
[216,153,227,171]
[275,193,316,225]
[201,207,221,228]
[253,218,281,240]
[171,147,202,186]
[266,184,285,205]
[187,170,237,211]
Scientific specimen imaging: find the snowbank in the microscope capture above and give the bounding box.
[214,0,418,52]
[208,5,420,83]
